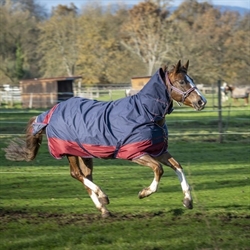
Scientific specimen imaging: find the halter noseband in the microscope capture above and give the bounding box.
[165,72,197,103]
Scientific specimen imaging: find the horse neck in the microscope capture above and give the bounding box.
[156,118,166,127]
[138,69,173,118]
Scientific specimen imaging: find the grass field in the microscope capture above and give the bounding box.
[1,140,249,250]
[0,102,249,249]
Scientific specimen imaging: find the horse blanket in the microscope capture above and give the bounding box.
[33,68,173,160]
[231,87,249,98]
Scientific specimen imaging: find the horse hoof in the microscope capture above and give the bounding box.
[138,188,152,199]
[138,193,142,199]
[102,211,112,218]
[138,191,144,199]
[99,196,110,205]
[183,198,193,209]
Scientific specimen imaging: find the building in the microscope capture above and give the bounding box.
[20,76,82,108]
[125,76,151,96]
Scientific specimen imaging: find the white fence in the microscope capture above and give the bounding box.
[0,85,21,105]
[0,84,215,107]
[0,84,130,107]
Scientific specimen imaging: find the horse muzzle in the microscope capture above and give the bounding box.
[193,96,207,111]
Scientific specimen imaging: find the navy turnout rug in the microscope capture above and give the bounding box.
[33,68,173,160]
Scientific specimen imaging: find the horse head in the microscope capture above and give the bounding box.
[224,84,234,93]
[163,60,207,111]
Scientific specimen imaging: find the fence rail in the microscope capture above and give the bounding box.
[0,108,249,143]
[0,84,217,107]
[1,81,249,142]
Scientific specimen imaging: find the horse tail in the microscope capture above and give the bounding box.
[3,116,43,162]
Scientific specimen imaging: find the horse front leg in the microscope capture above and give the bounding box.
[156,152,193,209]
[132,154,164,199]
[67,156,111,218]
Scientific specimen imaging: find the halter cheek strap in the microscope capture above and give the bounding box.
[165,72,197,103]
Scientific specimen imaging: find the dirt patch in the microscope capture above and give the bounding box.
[0,208,166,226]
[1,209,249,227]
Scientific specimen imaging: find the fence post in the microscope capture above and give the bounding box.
[109,89,112,100]
[10,89,14,107]
[212,82,215,110]
[218,80,223,143]
[50,92,53,105]
[29,93,33,109]
[78,80,81,96]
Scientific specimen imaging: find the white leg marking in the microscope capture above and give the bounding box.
[83,178,99,193]
[175,168,190,192]
[83,178,108,201]
[89,191,110,216]
[175,168,192,201]
[149,178,159,193]
[90,192,102,209]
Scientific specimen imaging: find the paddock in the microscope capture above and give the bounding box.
[0,96,249,249]
[0,138,249,249]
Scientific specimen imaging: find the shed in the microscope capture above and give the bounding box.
[131,76,151,90]
[20,76,82,108]
[126,76,151,96]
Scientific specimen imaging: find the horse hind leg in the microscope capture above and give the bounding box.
[132,154,164,199]
[67,156,111,218]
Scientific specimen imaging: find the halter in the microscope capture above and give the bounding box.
[165,72,197,104]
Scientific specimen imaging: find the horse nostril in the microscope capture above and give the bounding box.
[198,99,204,106]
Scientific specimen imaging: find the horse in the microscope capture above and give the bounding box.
[125,89,140,97]
[225,83,250,105]
[3,60,207,218]
[221,82,229,102]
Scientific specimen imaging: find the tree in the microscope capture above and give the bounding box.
[169,0,249,85]
[38,4,80,77]
[77,3,144,84]
[15,42,25,79]
[223,13,250,85]
[0,0,48,20]
[0,0,38,84]
[121,0,173,75]
[169,1,216,83]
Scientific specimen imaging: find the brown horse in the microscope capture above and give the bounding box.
[225,84,250,105]
[3,60,207,218]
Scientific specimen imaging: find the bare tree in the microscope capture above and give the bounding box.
[121,1,173,75]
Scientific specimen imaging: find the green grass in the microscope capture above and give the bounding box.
[0,101,249,249]
[1,140,250,250]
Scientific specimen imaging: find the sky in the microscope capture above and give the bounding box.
[40,0,250,10]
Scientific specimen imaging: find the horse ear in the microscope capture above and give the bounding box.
[183,60,189,71]
[174,60,181,74]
